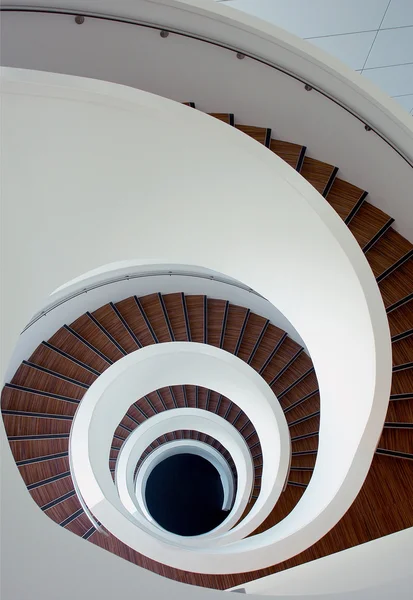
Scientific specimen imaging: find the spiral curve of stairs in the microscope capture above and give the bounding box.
[2,106,413,590]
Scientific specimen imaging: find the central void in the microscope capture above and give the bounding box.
[145,453,228,536]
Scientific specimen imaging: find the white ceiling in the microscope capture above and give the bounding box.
[216,0,413,115]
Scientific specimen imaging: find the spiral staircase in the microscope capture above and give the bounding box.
[1,1,413,598]
[2,111,412,588]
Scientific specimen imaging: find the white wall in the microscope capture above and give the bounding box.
[233,527,413,597]
[1,0,412,241]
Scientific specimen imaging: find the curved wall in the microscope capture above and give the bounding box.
[1,0,412,242]
[1,68,391,575]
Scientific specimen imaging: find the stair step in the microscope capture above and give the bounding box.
[10,363,85,401]
[237,313,269,363]
[388,299,413,337]
[2,387,78,416]
[185,295,206,343]
[272,353,313,396]
[235,124,271,147]
[44,492,81,524]
[249,324,286,373]
[261,337,302,385]
[69,314,123,363]
[392,335,413,368]
[47,327,108,374]
[365,228,413,280]
[28,343,97,386]
[208,113,234,125]
[114,297,155,347]
[348,203,393,251]
[378,428,413,455]
[391,368,413,397]
[325,178,367,223]
[270,139,306,171]
[222,304,249,355]
[92,303,140,354]
[380,257,413,310]
[19,455,70,487]
[206,298,228,348]
[138,293,172,343]
[300,157,337,196]
[8,438,69,463]
[162,293,189,342]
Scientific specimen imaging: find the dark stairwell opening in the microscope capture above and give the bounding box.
[145,453,228,536]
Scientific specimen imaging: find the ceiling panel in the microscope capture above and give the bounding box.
[381,0,413,28]
[391,94,413,113]
[362,63,413,97]
[224,0,389,38]
[308,31,376,70]
[364,26,413,68]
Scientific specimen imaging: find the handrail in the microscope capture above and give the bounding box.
[2,5,413,170]
[21,270,265,333]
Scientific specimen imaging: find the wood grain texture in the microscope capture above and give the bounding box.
[162,293,189,342]
[365,228,413,278]
[388,299,413,337]
[326,178,366,221]
[92,303,140,354]
[70,313,124,363]
[28,343,97,385]
[235,124,267,144]
[270,139,304,170]
[348,202,392,249]
[139,294,172,343]
[379,258,413,308]
[300,157,336,194]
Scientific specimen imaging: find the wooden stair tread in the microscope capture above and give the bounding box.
[207,298,227,348]
[280,378,319,410]
[388,299,413,337]
[1,387,77,417]
[28,343,97,386]
[45,494,81,524]
[92,303,139,354]
[10,363,85,400]
[138,293,172,343]
[70,313,124,363]
[208,113,234,125]
[348,202,393,250]
[271,352,313,395]
[325,177,366,222]
[8,438,69,462]
[379,257,413,309]
[365,227,413,279]
[249,324,285,372]
[300,157,336,195]
[391,368,413,396]
[115,297,155,347]
[162,293,189,342]
[261,337,302,383]
[47,327,108,373]
[185,295,205,343]
[392,335,413,367]
[237,313,268,362]
[378,428,413,455]
[386,401,413,424]
[235,124,270,145]
[270,139,305,170]
[222,304,249,354]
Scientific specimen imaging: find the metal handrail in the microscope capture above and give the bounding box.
[2,6,413,169]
